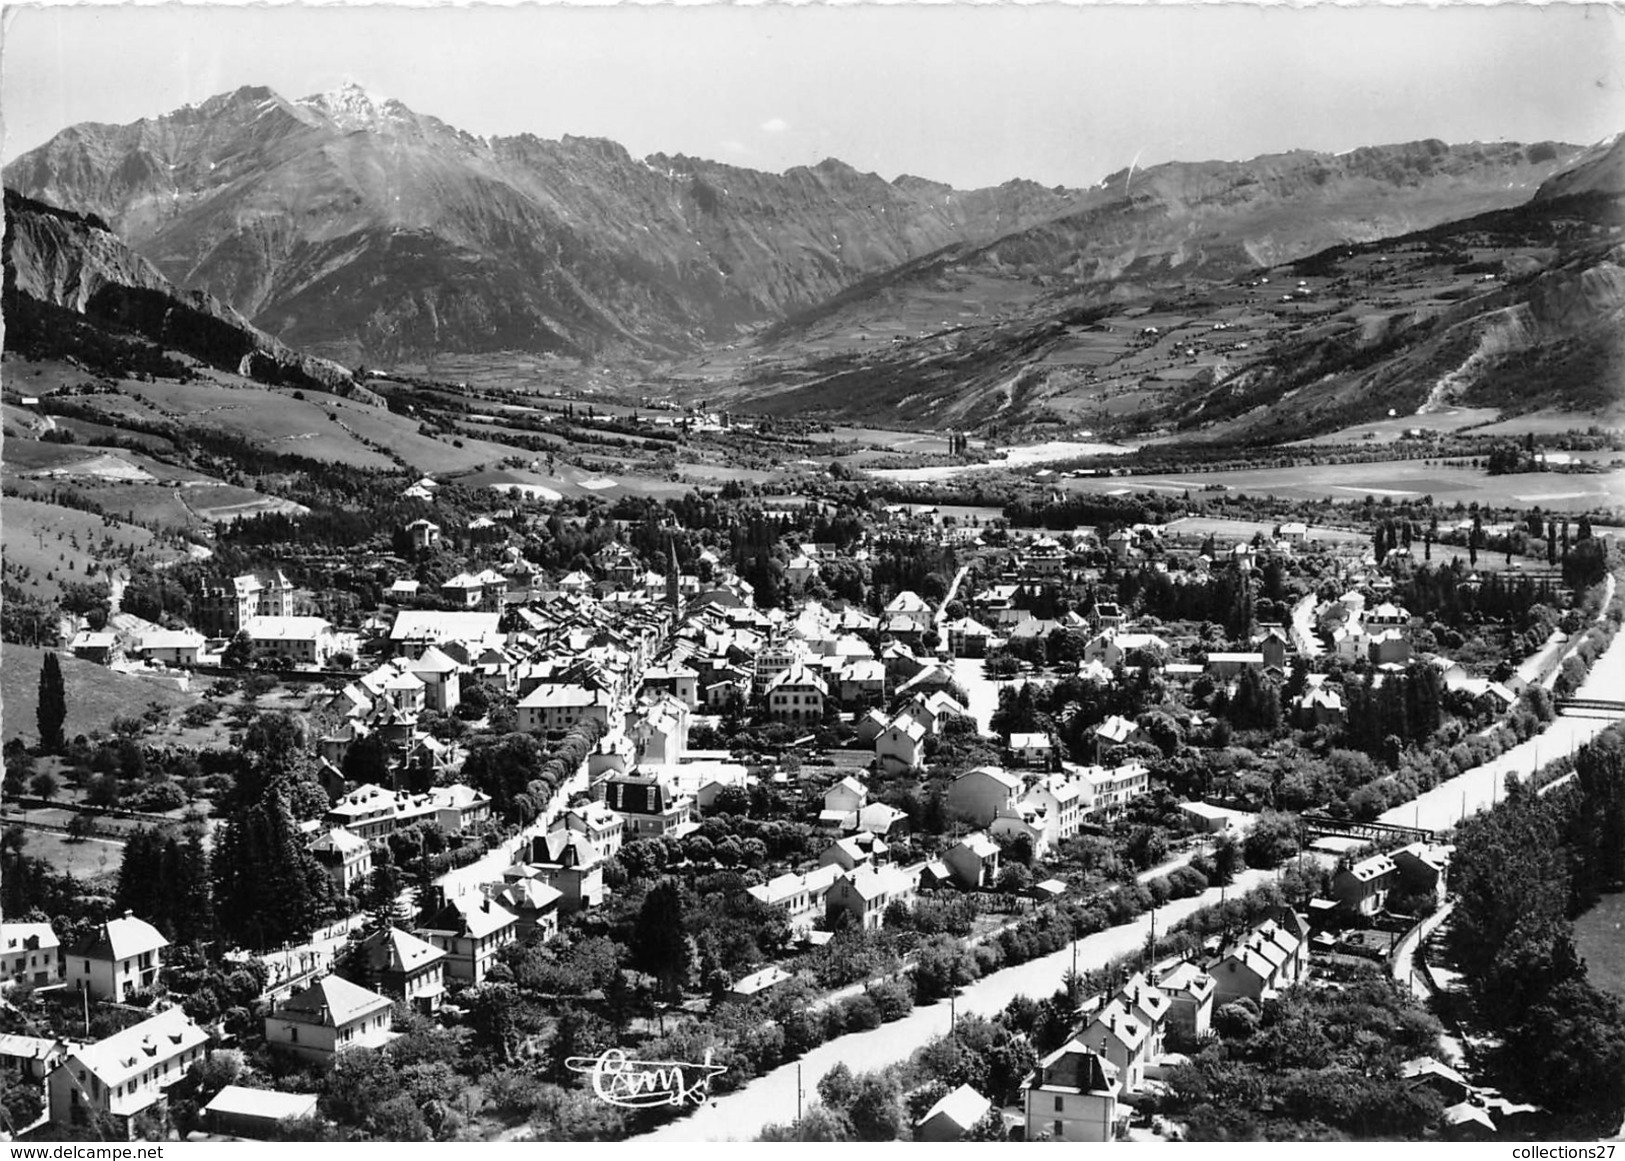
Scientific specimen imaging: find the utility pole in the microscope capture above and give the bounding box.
[797,1063,803,1122]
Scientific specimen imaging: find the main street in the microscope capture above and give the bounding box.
[641,867,1279,1142]
[1379,581,1625,834]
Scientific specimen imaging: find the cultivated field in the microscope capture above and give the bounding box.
[1573,891,1625,1005]
[0,495,187,603]
[0,643,197,747]
[1063,459,1625,512]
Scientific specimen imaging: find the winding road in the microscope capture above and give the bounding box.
[640,868,1280,1142]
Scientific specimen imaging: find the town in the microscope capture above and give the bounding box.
[3,467,1623,1143]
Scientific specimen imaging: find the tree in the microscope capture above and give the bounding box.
[28,770,58,805]
[36,652,66,753]
[221,630,255,670]
[817,1062,858,1111]
[633,878,691,1001]
[847,1072,906,1141]
[342,732,392,787]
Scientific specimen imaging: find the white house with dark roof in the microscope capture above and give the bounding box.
[875,717,928,772]
[944,832,1002,889]
[352,926,447,1013]
[1332,852,1398,916]
[1,920,61,989]
[517,682,614,733]
[47,1006,208,1134]
[417,895,519,985]
[66,914,168,1002]
[946,766,1022,827]
[265,975,395,1066]
[1022,1039,1122,1142]
[746,865,843,933]
[825,863,918,930]
[308,827,373,893]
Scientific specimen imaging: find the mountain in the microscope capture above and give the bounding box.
[3,188,355,391]
[1533,133,1625,202]
[3,84,1078,363]
[714,148,1623,438]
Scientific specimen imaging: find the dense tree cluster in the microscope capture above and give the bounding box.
[1448,723,1625,1136]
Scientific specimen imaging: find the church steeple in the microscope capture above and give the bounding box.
[667,537,681,612]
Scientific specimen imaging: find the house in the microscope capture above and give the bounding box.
[489,879,564,942]
[1205,651,1265,681]
[725,965,794,1002]
[517,683,614,733]
[1019,774,1088,849]
[1092,715,1143,762]
[408,646,462,714]
[1278,521,1309,544]
[203,1085,320,1139]
[946,766,1022,827]
[915,1082,992,1141]
[418,895,519,986]
[1074,761,1150,818]
[1332,852,1398,916]
[195,570,296,636]
[855,801,909,838]
[824,776,868,816]
[819,831,887,873]
[643,663,700,710]
[406,518,441,550]
[1391,842,1452,902]
[1091,601,1126,631]
[66,914,167,1002]
[875,717,928,773]
[1079,1000,1151,1093]
[854,708,890,746]
[134,628,205,667]
[526,832,606,914]
[1009,731,1054,768]
[0,1033,69,1086]
[1,920,62,989]
[1297,682,1346,728]
[1366,601,1411,630]
[351,926,447,1013]
[1368,630,1413,667]
[265,975,395,1066]
[389,610,502,659]
[944,832,1002,889]
[242,616,338,667]
[766,664,828,723]
[1022,1039,1122,1142]
[602,773,695,838]
[837,659,887,705]
[430,783,491,835]
[746,865,843,934]
[1114,972,1171,1058]
[1159,960,1217,1040]
[825,863,917,930]
[308,827,373,894]
[1210,916,1310,1005]
[69,631,119,665]
[47,1007,209,1136]
[944,617,993,659]
[554,804,625,859]
[324,783,398,841]
[1178,800,1233,834]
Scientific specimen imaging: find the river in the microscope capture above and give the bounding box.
[641,867,1278,1142]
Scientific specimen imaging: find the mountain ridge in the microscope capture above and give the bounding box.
[6,83,1589,367]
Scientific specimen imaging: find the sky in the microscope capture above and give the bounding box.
[3,2,1623,189]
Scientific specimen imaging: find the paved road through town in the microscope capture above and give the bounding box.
[1379,580,1625,834]
[640,867,1279,1142]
